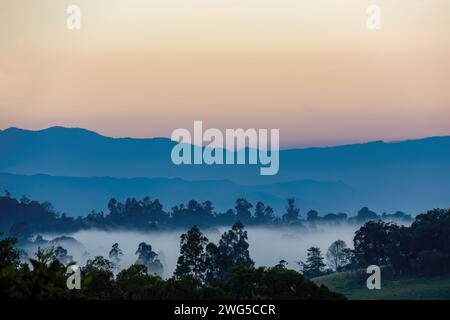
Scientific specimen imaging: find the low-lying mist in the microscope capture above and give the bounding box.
[36,225,358,278]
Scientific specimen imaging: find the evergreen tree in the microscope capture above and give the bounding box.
[299,246,326,278]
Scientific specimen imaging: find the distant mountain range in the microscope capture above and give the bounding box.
[1,126,449,215]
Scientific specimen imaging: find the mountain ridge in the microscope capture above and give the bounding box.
[0,171,356,217]
[1,126,449,214]
[2,125,450,150]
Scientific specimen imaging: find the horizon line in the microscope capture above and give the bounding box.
[1,125,450,151]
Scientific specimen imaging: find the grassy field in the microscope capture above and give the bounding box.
[313,269,450,300]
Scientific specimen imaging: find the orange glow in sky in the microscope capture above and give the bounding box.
[1,0,450,147]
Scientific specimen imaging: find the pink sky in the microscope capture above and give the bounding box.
[1,0,450,147]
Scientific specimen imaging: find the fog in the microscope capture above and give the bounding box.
[38,225,358,278]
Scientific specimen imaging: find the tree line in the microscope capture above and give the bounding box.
[0,192,411,235]
[1,206,449,299]
[295,208,450,278]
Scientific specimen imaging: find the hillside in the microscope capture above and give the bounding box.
[313,269,450,300]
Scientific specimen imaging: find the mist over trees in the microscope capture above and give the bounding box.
[109,243,123,271]
[1,206,450,299]
[298,208,450,279]
[135,242,163,277]
[2,189,450,300]
[0,223,344,300]
[0,193,412,235]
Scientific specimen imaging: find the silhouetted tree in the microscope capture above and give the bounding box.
[307,210,319,221]
[282,198,300,223]
[235,198,253,224]
[215,209,236,225]
[254,202,275,224]
[23,247,72,299]
[0,231,21,298]
[114,264,166,299]
[204,242,225,283]
[109,242,123,271]
[135,242,163,277]
[356,207,379,222]
[326,240,352,271]
[227,265,344,300]
[353,221,399,266]
[0,231,20,270]
[54,246,73,265]
[82,256,115,299]
[174,225,209,284]
[218,221,254,272]
[299,247,326,278]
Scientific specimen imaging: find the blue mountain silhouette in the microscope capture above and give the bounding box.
[1,126,449,215]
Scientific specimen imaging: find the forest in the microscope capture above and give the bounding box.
[1,191,449,299]
[0,221,345,299]
[0,192,411,234]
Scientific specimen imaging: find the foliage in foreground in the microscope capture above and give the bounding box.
[0,232,343,300]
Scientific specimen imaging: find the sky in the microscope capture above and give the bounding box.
[1,0,450,148]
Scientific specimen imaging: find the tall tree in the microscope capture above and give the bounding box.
[219,221,254,271]
[235,198,253,223]
[174,225,209,283]
[353,221,397,266]
[204,242,225,283]
[135,242,163,277]
[326,240,352,271]
[282,198,300,223]
[109,242,123,271]
[299,246,326,278]
[254,202,275,224]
